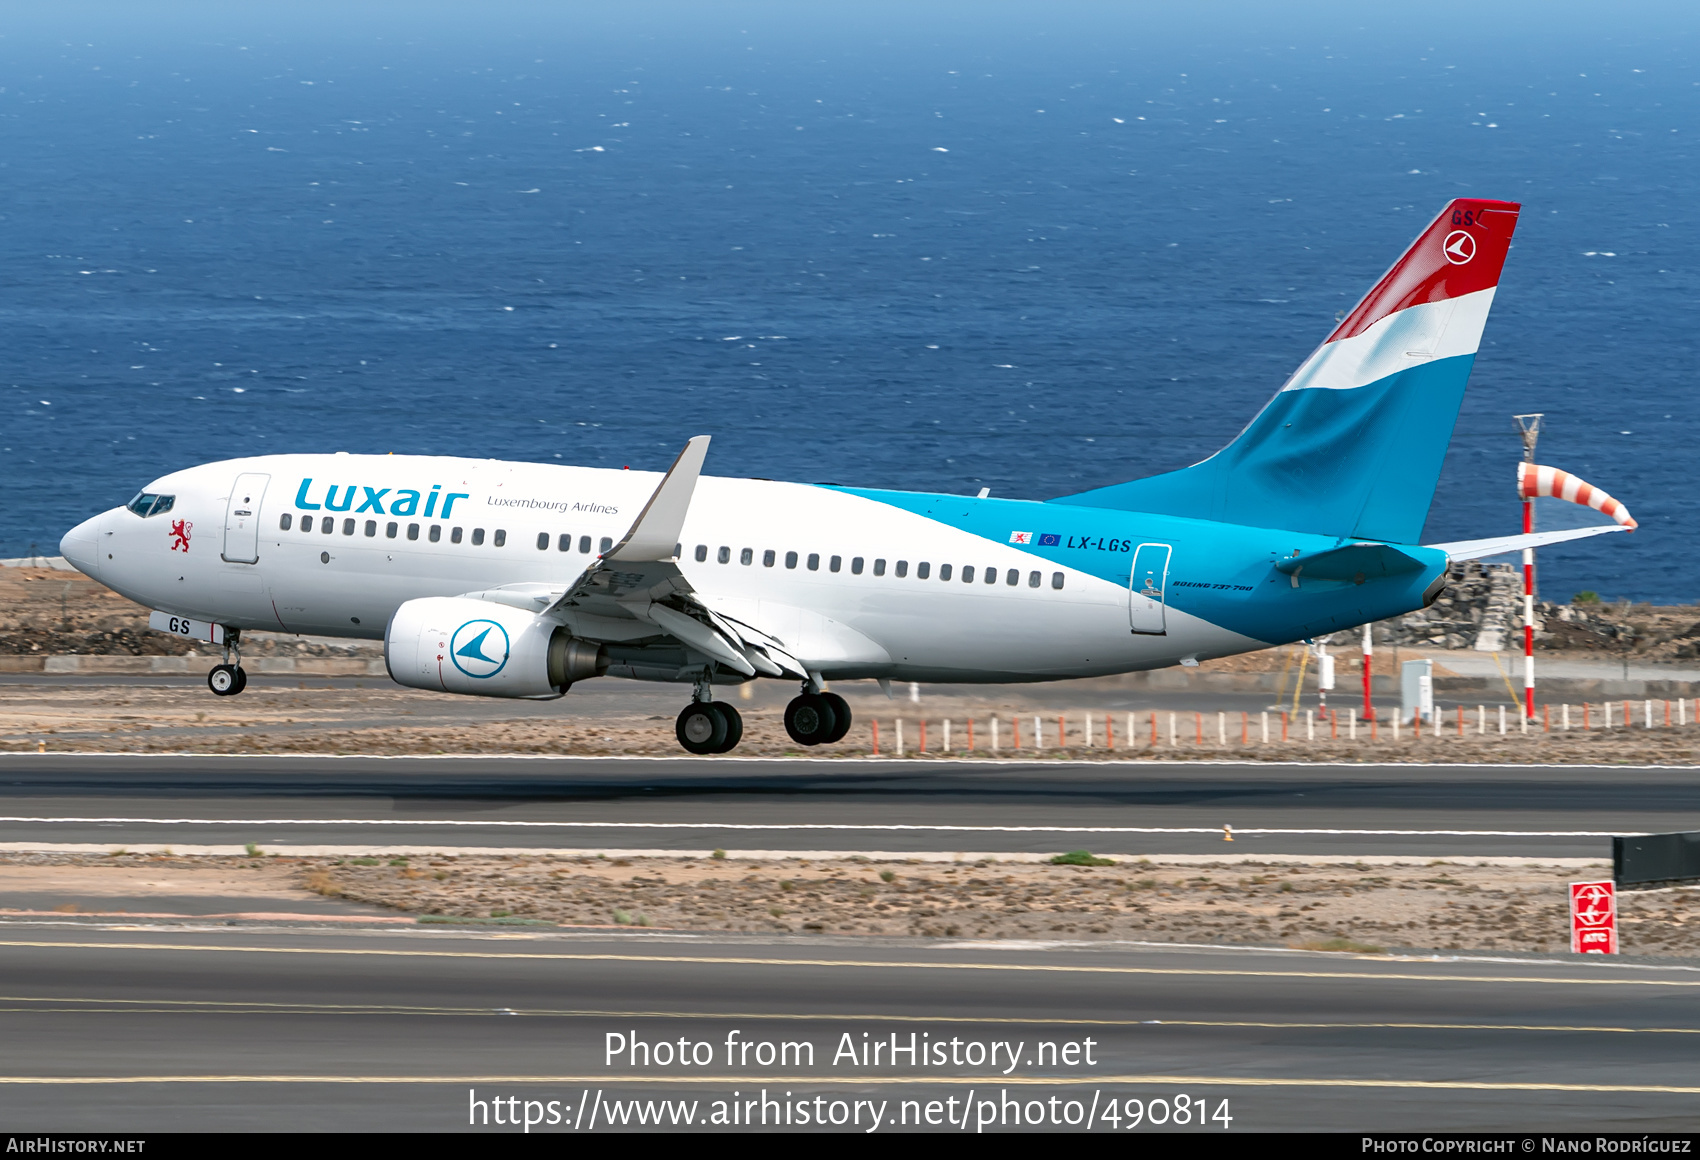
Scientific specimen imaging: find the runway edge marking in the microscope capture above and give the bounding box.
[3,940,1696,987]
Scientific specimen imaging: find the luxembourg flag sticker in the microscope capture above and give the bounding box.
[1008,531,1033,544]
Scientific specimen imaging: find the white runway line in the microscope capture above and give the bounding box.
[0,816,1641,837]
[0,843,1612,866]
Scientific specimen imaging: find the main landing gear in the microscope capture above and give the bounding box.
[207,627,247,697]
[675,700,743,755]
[675,672,743,755]
[785,689,851,747]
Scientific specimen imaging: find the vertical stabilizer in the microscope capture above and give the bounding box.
[1057,199,1521,543]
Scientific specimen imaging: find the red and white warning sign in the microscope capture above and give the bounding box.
[1570,880,1618,954]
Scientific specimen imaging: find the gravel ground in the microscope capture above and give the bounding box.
[287,852,1693,956]
[8,851,1693,957]
[4,680,1699,762]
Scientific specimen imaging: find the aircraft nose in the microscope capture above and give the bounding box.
[59,513,105,577]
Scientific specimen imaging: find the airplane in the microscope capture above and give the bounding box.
[58,198,1628,754]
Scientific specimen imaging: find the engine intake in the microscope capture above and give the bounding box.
[384,596,606,699]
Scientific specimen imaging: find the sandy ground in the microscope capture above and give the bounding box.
[2,677,1697,762]
[6,852,1690,959]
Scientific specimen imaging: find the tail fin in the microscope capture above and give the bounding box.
[1057,199,1521,543]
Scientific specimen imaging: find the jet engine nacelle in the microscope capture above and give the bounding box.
[384,596,606,699]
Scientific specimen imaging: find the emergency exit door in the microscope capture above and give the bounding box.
[222,473,270,564]
[1129,542,1172,635]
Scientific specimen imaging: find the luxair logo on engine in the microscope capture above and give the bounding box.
[449,619,510,679]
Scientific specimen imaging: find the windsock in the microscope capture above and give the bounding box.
[1517,463,1637,530]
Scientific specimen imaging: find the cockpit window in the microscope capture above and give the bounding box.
[126,492,175,518]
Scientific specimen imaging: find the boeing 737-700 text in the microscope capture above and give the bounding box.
[58,200,1628,753]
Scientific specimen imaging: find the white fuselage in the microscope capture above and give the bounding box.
[60,452,1262,685]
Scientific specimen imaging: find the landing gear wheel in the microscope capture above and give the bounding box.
[208,664,247,697]
[820,692,851,743]
[784,693,838,746]
[676,702,729,755]
[713,703,744,753]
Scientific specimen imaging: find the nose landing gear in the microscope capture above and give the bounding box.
[206,627,247,696]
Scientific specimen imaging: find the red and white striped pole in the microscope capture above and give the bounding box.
[1523,494,1536,719]
[1514,414,1543,721]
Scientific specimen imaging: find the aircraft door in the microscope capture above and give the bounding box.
[1129,542,1172,635]
[222,473,270,564]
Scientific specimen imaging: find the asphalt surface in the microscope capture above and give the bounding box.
[2,922,1697,1132]
[0,753,1692,859]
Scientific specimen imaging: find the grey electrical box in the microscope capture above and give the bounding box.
[1401,658,1434,723]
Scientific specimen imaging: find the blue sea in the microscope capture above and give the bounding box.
[2,1,1695,602]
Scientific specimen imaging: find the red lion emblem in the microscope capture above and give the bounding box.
[169,519,192,552]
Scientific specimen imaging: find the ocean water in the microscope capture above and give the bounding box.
[2,1,1695,602]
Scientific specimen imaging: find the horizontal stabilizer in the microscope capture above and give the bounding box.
[605,435,710,563]
[1274,542,1427,582]
[1426,524,1628,562]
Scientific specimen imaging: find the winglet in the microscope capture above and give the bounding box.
[605,436,710,563]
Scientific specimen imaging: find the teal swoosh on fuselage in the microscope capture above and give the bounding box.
[822,487,1447,646]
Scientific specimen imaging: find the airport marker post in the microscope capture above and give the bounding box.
[1361,623,1374,721]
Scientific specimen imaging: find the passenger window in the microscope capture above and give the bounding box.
[718,546,730,564]
[985,567,997,585]
[558,533,571,552]
[962,565,974,583]
[785,551,798,569]
[807,553,820,571]
[343,518,355,535]
[451,527,463,544]
[300,515,313,533]
[386,522,398,539]
[895,560,908,578]
[938,564,950,581]
[763,549,776,567]
[472,528,485,546]
[873,559,886,576]
[430,525,442,543]
[579,535,592,553]
[674,543,682,558]
[740,548,753,565]
[494,529,507,547]
[599,536,613,553]
[921,562,934,580]
[323,519,334,535]
[407,523,420,541]
[536,532,549,550]
[1006,568,1018,586]
[850,557,863,575]
[364,520,377,537]
[695,545,708,562]
[1052,571,1065,590]
[279,513,293,531]
[830,555,842,573]
[1028,570,1041,588]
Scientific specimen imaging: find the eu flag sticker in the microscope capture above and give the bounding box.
[1037,533,1062,547]
[1008,531,1032,545]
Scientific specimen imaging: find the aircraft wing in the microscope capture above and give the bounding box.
[537,436,808,680]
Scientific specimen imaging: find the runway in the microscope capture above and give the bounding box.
[0,753,1690,859]
[3,921,1699,1131]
